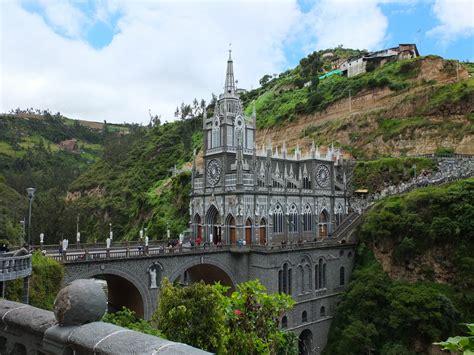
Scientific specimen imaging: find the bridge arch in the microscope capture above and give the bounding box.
[169,258,237,291]
[70,265,153,320]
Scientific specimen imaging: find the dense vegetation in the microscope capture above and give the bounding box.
[325,178,474,354]
[104,279,297,354]
[68,117,201,242]
[0,112,134,244]
[241,52,440,129]
[5,252,63,310]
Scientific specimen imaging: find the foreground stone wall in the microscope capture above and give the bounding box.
[0,299,208,355]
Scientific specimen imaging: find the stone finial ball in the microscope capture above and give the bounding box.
[54,279,107,326]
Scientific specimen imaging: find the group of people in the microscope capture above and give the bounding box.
[0,244,10,254]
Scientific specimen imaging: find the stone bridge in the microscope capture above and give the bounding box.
[61,240,356,354]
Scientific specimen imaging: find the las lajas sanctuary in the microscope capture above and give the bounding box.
[190,51,349,245]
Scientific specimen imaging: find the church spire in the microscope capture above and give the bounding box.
[224,49,236,94]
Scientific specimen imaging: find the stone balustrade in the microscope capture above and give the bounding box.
[0,280,209,355]
[0,254,32,282]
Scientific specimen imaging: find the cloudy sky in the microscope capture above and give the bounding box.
[1,0,473,124]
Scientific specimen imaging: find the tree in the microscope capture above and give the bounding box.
[259,74,272,86]
[225,280,296,354]
[153,278,229,353]
[153,279,297,354]
[299,52,322,80]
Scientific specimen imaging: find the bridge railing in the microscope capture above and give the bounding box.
[0,254,32,282]
[50,237,356,263]
[332,213,364,240]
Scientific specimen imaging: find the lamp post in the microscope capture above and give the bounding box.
[26,188,36,246]
[109,223,113,241]
[20,219,26,244]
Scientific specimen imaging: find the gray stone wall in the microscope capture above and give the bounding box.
[0,299,208,355]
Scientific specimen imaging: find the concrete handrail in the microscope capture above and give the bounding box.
[0,299,209,354]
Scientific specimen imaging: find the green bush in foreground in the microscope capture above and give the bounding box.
[434,323,474,354]
[103,307,164,337]
[152,278,296,354]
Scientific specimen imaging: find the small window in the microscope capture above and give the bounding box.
[348,252,352,258]
[339,250,344,256]
[320,306,326,317]
[340,266,345,286]
[281,316,288,329]
[302,311,308,323]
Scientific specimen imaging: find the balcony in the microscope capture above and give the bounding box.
[0,254,32,282]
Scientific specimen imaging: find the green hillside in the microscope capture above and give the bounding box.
[240,52,471,129]
[67,117,201,242]
[325,178,474,354]
[0,112,132,244]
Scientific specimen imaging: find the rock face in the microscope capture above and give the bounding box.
[54,279,107,326]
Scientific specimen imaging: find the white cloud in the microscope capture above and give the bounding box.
[301,0,389,51]
[1,0,402,124]
[428,0,474,45]
[1,0,301,124]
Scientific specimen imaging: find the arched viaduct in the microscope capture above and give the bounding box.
[63,242,355,354]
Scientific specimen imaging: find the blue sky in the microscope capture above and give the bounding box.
[2,0,473,123]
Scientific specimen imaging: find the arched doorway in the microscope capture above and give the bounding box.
[299,329,313,355]
[92,274,144,318]
[318,210,329,239]
[259,218,267,245]
[194,214,202,241]
[206,205,221,244]
[226,214,236,245]
[177,263,235,293]
[245,218,252,245]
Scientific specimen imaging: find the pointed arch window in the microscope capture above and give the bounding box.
[278,263,291,294]
[303,204,312,232]
[303,176,311,189]
[315,258,327,290]
[212,120,220,148]
[281,316,288,329]
[272,205,283,233]
[288,204,298,233]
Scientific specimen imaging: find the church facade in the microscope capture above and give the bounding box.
[190,53,349,245]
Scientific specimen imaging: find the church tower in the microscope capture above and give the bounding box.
[202,51,256,157]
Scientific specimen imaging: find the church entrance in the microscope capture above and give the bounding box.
[259,218,266,245]
[226,214,236,245]
[194,214,202,242]
[245,218,252,245]
[206,205,221,244]
[318,210,329,239]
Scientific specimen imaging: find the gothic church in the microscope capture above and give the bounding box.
[190,52,348,244]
